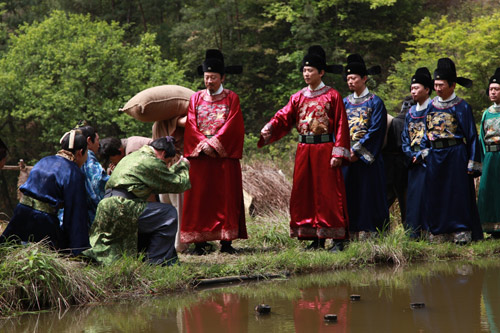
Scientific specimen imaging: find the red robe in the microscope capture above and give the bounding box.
[258,85,350,239]
[181,88,247,243]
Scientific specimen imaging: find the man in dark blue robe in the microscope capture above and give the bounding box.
[342,54,389,239]
[1,130,90,255]
[423,58,482,243]
[401,67,433,238]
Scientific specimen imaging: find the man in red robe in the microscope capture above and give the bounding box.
[181,49,246,254]
[259,45,350,252]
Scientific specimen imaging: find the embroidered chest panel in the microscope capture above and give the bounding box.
[346,105,372,141]
[196,103,230,136]
[297,100,331,135]
[426,111,457,140]
[483,116,500,145]
[408,120,426,147]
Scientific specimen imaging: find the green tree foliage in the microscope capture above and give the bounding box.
[380,13,500,118]
[0,10,187,161]
[166,0,430,132]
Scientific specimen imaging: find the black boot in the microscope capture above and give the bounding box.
[305,238,325,250]
[329,241,345,253]
[220,240,237,254]
[191,242,213,255]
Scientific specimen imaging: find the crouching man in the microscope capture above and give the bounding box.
[84,136,190,265]
[1,130,90,255]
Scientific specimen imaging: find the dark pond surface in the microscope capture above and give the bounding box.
[1,260,500,332]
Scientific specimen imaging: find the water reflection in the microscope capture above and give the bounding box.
[1,260,500,332]
[409,264,484,332]
[183,293,249,333]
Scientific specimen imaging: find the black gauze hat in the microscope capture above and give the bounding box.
[410,67,433,91]
[489,67,500,85]
[300,45,343,74]
[433,57,472,88]
[197,49,242,76]
[344,53,381,77]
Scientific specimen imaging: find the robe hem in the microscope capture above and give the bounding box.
[290,226,347,239]
[180,229,246,243]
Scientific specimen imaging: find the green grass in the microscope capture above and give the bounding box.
[2,212,500,318]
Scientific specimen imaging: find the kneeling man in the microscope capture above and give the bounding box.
[1,130,89,255]
[84,136,190,265]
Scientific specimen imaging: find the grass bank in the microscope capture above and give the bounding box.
[2,211,500,318]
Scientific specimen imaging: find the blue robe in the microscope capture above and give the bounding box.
[401,104,428,237]
[1,155,89,254]
[343,92,389,234]
[58,150,109,226]
[423,96,482,239]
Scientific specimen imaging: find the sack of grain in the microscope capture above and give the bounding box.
[120,85,195,122]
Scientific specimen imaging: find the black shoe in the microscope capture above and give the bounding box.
[220,240,238,254]
[329,241,344,253]
[190,242,213,255]
[305,238,326,250]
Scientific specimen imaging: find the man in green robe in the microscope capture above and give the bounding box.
[478,67,500,237]
[84,136,190,265]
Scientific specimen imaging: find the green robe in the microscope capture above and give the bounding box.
[84,146,190,264]
[478,105,500,233]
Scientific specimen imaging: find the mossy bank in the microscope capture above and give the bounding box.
[2,211,500,318]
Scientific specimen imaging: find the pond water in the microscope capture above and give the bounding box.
[1,260,499,332]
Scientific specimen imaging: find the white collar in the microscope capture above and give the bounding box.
[309,81,325,91]
[207,85,224,96]
[438,92,456,103]
[416,98,431,111]
[354,87,369,98]
[495,103,500,107]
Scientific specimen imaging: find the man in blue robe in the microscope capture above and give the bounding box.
[59,123,109,227]
[342,54,389,239]
[423,57,482,243]
[0,130,90,255]
[401,67,433,238]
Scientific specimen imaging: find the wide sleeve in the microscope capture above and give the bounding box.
[257,95,297,147]
[183,93,207,157]
[206,92,245,159]
[62,168,90,255]
[139,158,191,195]
[83,152,109,211]
[330,91,351,164]
[401,112,415,160]
[351,96,387,165]
[479,109,488,161]
[458,102,481,176]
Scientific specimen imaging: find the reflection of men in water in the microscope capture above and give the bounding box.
[410,264,483,332]
[183,293,248,333]
[293,286,348,332]
[383,96,413,225]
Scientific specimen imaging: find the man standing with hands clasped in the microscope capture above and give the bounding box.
[180,49,247,255]
[342,54,389,240]
[423,57,482,243]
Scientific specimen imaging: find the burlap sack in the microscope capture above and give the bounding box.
[120,85,195,122]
